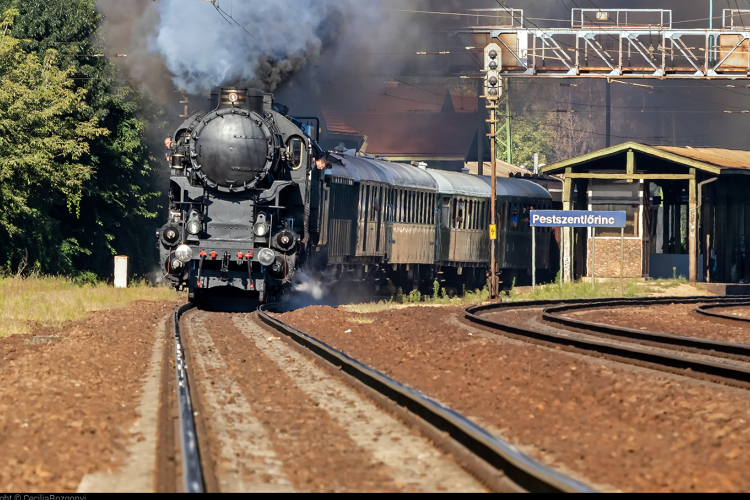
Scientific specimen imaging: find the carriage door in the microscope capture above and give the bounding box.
[384,188,394,262]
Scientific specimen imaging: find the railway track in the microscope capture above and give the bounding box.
[172,303,203,493]
[168,303,596,493]
[465,295,750,390]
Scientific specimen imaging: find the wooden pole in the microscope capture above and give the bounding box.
[559,228,563,292]
[592,227,596,288]
[689,168,697,283]
[621,227,625,297]
[562,168,573,283]
[490,104,497,297]
[532,227,536,292]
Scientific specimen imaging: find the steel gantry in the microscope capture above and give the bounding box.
[456,8,750,80]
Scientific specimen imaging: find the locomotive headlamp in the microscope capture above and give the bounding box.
[489,60,498,70]
[489,49,498,59]
[254,221,268,237]
[175,244,193,263]
[257,248,276,267]
[489,76,498,86]
[186,219,201,235]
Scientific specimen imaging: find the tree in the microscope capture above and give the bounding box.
[0,9,108,272]
[0,1,166,277]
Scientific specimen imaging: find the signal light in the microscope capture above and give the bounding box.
[199,251,207,258]
[484,43,502,101]
[237,252,243,259]
[210,251,217,258]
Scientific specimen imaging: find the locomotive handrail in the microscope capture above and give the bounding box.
[258,304,596,493]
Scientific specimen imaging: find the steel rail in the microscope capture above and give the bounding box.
[465,296,750,386]
[173,303,203,493]
[257,305,596,493]
[542,297,750,358]
[696,301,750,322]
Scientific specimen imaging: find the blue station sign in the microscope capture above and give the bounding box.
[530,210,627,228]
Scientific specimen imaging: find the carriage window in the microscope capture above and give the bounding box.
[406,191,411,223]
[287,137,304,170]
[420,193,424,224]
[399,190,404,223]
[371,187,380,220]
[456,199,465,229]
[358,184,365,220]
[509,203,518,230]
[415,192,420,224]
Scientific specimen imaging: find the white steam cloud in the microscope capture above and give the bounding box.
[152,0,384,94]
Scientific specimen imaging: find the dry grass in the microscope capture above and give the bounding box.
[0,276,179,337]
[348,316,377,324]
[342,302,410,314]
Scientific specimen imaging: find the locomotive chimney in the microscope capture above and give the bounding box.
[210,87,264,114]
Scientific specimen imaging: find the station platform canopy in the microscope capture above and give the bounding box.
[541,142,750,285]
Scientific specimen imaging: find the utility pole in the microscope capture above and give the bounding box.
[485,43,502,298]
[605,80,611,148]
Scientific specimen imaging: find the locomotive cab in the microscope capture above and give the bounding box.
[157,87,319,304]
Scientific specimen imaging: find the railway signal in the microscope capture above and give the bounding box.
[483,43,502,101]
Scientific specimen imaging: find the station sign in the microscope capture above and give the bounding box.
[530,210,626,228]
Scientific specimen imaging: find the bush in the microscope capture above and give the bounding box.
[386,279,396,301]
[395,287,404,304]
[433,279,440,300]
[72,271,99,286]
[408,289,421,305]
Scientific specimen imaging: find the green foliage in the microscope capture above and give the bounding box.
[0,10,107,272]
[499,116,553,169]
[0,2,165,277]
[395,287,404,304]
[387,279,396,301]
[408,289,421,305]
[433,279,440,300]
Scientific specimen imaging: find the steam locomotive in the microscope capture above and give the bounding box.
[158,87,553,304]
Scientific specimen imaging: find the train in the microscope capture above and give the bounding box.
[157,87,554,304]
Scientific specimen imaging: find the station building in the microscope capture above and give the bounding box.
[542,142,750,285]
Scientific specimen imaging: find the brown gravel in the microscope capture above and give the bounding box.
[190,312,401,492]
[277,305,750,492]
[564,303,750,345]
[0,299,181,492]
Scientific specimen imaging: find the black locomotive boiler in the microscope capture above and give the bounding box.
[158,87,316,303]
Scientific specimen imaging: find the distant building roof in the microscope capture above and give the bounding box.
[463,161,529,177]
[328,112,480,161]
[321,111,361,137]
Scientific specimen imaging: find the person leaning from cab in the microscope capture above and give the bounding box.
[165,137,172,164]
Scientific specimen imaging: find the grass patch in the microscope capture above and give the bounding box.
[0,275,179,337]
[506,274,695,302]
[342,301,408,314]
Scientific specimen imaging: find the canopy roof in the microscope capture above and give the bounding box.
[542,142,750,177]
